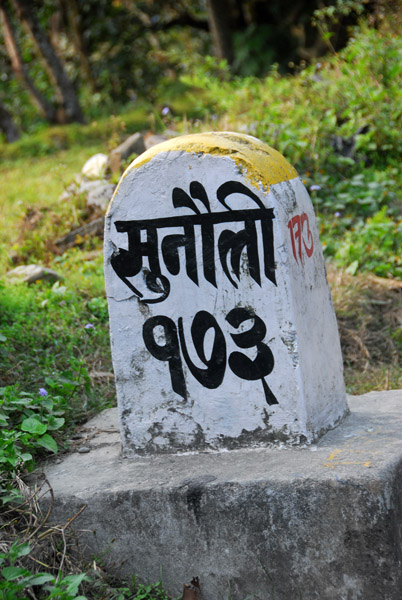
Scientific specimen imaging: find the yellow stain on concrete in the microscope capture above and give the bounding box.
[325,460,372,469]
[124,132,298,193]
[327,449,342,461]
[324,448,372,469]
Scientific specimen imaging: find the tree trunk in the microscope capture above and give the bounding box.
[0,101,20,142]
[0,0,58,123]
[206,0,234,64]
[12,0,85,123]
[59,0,98,92]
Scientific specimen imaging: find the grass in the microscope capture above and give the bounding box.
[0,145,103,258]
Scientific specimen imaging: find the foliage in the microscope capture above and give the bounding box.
[0,264,113,498]
[0,103,152,161]
[0,541,88,600]
[97,578,176,600]
[0,275,105,377]
[179,22,402,278]
[333,208,402,278]
[0,385,64,478]
[0,538,175,600]
[0,535,176,600]
[0,270,172,597]
[312,0,368,51]
[0,0,208,135]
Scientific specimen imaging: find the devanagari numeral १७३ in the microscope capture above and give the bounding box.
[142,306,279,406]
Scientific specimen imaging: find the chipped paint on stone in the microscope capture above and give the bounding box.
[104,133,348,456]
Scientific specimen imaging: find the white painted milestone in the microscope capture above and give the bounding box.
[104,132,348,456]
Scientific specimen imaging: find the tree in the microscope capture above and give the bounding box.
[205,0,234,64]
[0,100,19,141]
[59,0,98,93]
[0,0,58,123]
[11,0,84,123]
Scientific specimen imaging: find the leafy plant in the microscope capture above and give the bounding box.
[334,207,402,277]
[102,578,177,600]
[0,386,64,478]
[0,541,89,600]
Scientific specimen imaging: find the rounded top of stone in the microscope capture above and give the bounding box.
[123,131,298,192]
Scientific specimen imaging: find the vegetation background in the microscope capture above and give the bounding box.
[0,0,401,598]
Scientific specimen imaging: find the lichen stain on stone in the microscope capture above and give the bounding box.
[130,348,150,379]
[129,412,299,455]
[281,331,299,367]
[271,181,298,215]
[136,297,151,318]
[120,132,298,196]
[216,423,292,450]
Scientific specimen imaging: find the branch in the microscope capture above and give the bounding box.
[12,0,84,123]
[0,0,58,123]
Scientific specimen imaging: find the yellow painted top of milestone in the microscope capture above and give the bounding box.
[125,132,298,192]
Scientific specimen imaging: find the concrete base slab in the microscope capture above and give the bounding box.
[40,390,402,600]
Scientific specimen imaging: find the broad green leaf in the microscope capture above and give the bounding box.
[22,573,55,586]
[47,416,65,430]
[4,456,19,467]
[7,398,29,405]
[20,452,33,462]
[1,566,27,580]
[14,543,31,559]
[36,434,58,453]
[1,490,23,505]
[64,572,88,593]
[40,398,53,411]
[20,417,47,435]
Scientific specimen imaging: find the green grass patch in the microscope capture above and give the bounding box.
[178,23,402,279]
[0,256,113,419]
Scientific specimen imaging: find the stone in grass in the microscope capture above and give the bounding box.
[59,179,115,212]
[81,153,109,179]
[6,264,63,284]
[143,130,177,151]
[110,132,146,175]
[104,132,348,456]
[84,180,115,211]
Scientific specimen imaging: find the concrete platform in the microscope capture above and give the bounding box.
[41,390,402,600]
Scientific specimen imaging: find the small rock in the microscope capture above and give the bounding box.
[110,132,146,174]
[54,217,104,251]
[58,176,83,202]
[143,131,176,151]
[6,264,63,284]
[59,178,115,211]
[86,181,116,211]
[82,153,109,179]
[78,446,91,454]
